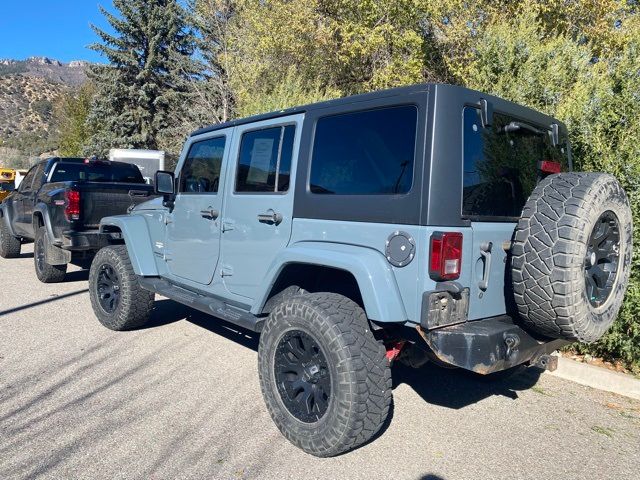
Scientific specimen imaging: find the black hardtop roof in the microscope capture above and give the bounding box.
[190,83,432,137]
[189,82,564,138]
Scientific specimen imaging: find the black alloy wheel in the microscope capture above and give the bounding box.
[584,210,620,307]
[35,235,46,273]
[97,264,121,314]
[274,330,331,423]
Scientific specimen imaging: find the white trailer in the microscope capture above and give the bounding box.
[108,149,165,184]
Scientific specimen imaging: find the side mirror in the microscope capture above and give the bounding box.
[155,171,176,209]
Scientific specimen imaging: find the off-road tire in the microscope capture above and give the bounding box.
[0,219,21,258]
[89,245,154,331]
[258,292,392,457]
[512,173,632,342]
[34,226,67,283]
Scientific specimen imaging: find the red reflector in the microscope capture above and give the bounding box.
[539,160,562,174]
[429,232,463,281]
[65,190,81,220]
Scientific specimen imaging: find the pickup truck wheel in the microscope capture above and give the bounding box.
[0,219,21,258]
[89,245,154,331]
[34,226,66,283]
[512,173,633,342]
[258,292,392,457]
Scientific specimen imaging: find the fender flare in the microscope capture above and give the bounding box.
[0,204,18,237]
[99,215,158,276]
[32,203,56,243]
[252,242,408,322]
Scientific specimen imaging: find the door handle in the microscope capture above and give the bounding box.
[478,241,493,291]
[200,208,219,220]
[258,210,283,225]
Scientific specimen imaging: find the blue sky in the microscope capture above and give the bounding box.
[0,1,115,63]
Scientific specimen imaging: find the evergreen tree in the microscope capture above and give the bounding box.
[56,82,95,157]
[86,0,199,156]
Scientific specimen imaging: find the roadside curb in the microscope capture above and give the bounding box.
[545,354,640,400]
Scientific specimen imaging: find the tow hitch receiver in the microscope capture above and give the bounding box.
[417,316,567,375]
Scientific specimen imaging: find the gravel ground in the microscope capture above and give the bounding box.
[1,245,639,480]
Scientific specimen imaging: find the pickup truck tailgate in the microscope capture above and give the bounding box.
[80,185,153,228]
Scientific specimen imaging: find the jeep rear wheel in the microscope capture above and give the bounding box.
[258,292,392,457]
[512,173,632,342]
[89,245,154,331]
[0,219,21,258]
[34,226,67,283]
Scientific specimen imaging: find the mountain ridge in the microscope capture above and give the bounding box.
[0,56,90,144]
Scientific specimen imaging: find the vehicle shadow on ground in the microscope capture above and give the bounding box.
[142,299,541,415]
[0,289,89,317]
[392,361,543,409]
[144,299,260,351]
[62,269,90,283]
[19,252,34,259]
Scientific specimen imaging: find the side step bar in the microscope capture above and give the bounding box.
[139,277,264,332]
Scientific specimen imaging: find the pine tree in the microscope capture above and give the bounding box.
[189,0,237,124]
[85,0,199,156]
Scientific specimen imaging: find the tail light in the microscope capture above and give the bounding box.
[539,160,562,174]
[429,232,463,281]
[65,190,81,221]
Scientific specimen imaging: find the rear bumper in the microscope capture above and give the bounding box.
[60,230,113,251]
[417,316,568,375]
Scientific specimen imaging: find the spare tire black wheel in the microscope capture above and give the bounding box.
[512,173,632,343]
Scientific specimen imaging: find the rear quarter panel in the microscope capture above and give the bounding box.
[286,218,474,324]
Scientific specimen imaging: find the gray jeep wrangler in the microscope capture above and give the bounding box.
[88,84,632,457]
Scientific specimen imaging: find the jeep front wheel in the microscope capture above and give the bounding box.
[258,292,392,457]
[89,245,154,330]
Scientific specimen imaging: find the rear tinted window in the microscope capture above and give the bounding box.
[235,125,296,193]
[50,162,144,184]
[310,106,417,195]
[463,107,569,218]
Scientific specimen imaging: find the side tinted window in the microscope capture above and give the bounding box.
[180,136,226,193]
[236,125,296,193]
[463,107,569,218]
[19,166,37,192]
[30,164,46,190]
[310,106,417,195]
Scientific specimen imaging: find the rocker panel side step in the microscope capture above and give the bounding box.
[139,277,264,332]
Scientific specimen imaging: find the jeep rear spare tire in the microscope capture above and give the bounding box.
[512,173,632,342]
[258,292,392,457]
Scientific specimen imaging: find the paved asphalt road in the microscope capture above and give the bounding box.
[1,245,639,480]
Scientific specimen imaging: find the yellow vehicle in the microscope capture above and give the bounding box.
[0,168,16,202]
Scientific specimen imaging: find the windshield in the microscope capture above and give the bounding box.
[463,108,569,219]
[50,162,144,184]
[0,181,15,192]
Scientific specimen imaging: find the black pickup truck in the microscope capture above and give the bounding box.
[0,157,155,282]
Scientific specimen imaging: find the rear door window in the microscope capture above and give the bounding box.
[235,125,296,193]
[463,107,569,219]
[310,105,417,195]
